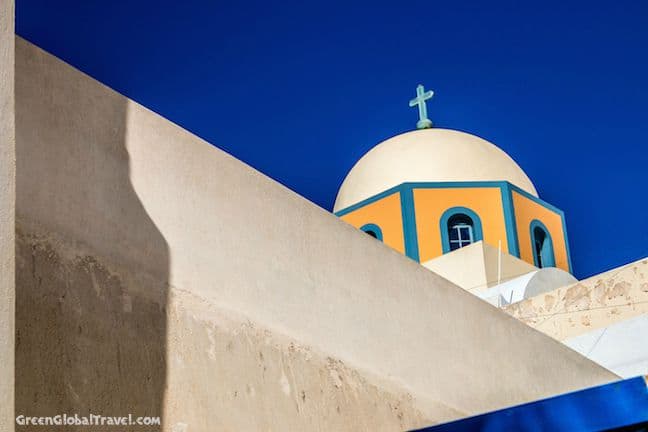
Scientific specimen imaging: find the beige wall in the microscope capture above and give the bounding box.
[137,257,459,431]
[16,229,445,431]
[15,37,617,431]
[506,258,648,341]
[423,241,537,292]
[0,2,15,432]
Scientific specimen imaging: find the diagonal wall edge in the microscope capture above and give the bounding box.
[15,36,617,431]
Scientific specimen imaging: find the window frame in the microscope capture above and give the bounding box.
[440,207,484,253]
[530,219,556,268]
[360,223,384,241]
[449,222,474,250]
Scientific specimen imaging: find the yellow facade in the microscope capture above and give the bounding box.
[339,192,405,254]
[512,191,570,272]
[337,183,571,273]
[413,187,508,262]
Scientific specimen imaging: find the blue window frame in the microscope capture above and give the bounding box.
[440,207,483,253]
[360,223,383,241]
[530,219,555,268]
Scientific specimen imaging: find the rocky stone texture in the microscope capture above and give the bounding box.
[505,259,648,340]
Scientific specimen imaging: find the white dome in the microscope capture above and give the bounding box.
[334,128,537,212]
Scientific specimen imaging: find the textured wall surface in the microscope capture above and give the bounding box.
[15,37,617,431]
[16,229,442,431]
[16,228,167,431]
[506,258,648,340]
[0,2,14,432]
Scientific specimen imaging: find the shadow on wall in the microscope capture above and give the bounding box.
[15,38,169,430]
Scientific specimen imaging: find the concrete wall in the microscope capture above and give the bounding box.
[481,240,539,289]
[0,2,14,432]
[15,37,617,431]
[422,241,537,292]
[17,230,439,431]
[506,258,648,341]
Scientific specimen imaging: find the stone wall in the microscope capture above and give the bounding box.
[0,2,14,431]
[15,36,617,431]
[506,258,648,340]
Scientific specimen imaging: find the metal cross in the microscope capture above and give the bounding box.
[408,84,434,129]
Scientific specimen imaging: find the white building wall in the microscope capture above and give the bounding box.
[565,314,648,379]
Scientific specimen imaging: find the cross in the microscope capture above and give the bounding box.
[408,84,434,129]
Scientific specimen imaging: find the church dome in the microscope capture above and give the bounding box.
[334,128,537,212]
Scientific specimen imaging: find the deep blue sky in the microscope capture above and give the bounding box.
[16,1,648,278]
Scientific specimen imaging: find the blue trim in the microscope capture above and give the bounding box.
[411,376,648,432]
[500,183,520,257]
[359,223,383,241]
[508,182,564,214]
[335,181,547,216]
[399,185,420,261]
[334,181,508,217]
[561,212,574,273]
[530,219,556,268]
[402,181,507,190]
[334,185,402,217]
[334,181,572,272]
[440,207,484,254]
[508,183,573,273]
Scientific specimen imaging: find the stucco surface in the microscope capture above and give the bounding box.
[16,228,444,431]
[15,228,167,431]
[15,37,617,431]
[165,276,458,431]
[334,128,538,212]
[0,2,15,431]
[505,258,648,341]
[422,241,537,292]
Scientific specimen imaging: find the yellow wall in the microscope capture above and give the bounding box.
[512,191,569,272]
[413,188,508,262]
[338,186,569,272]
[340,192,405,254]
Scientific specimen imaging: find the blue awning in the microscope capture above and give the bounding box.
[412,376,648,432]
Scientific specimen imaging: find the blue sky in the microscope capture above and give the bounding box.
[16,0,648,278]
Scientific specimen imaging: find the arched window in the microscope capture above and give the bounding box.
[440,207,483,253]
[448,214,474,251]
[530,220,555,268]
[360,223,383,241]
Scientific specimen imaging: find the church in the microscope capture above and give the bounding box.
[335,85,648,381]
[334,103,571,273]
